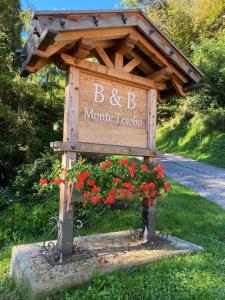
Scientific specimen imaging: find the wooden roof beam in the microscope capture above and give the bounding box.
[60,53,168,90]
[70,38,93,59]
[147,67,172,82]
[127,49,155,74]
[117,33,138,55]
[25,57,52,73]
[94,46,114,68]
[170,76,187,97]
[122,57,140,73]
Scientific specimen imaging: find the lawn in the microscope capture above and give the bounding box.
[1,180,225,299]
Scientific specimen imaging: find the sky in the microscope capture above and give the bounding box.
[21,0,123,11]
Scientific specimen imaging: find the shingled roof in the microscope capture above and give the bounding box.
[20,9,204,100]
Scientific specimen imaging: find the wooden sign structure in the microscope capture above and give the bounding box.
[20,9,203,256]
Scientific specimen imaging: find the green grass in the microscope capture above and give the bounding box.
[1,180,225,299]
[157,114,225,168]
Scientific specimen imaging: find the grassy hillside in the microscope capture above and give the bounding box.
[157,112,225,168]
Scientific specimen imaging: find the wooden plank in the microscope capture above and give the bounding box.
[35,42,69,58]
[122,58,140,73]
[95,46,114,68]
[50,141,163,157]
[128,49,155,74]
[78,72,147,148]
[60,53,167,90]
[55,27,135,43]
[115,52,123,69]
[170,76,187,97]
[71,38,93,59]
[147,67,172,82]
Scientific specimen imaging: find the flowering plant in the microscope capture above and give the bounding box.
[39,159,170,206]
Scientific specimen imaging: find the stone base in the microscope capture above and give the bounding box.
[11,230,203,299]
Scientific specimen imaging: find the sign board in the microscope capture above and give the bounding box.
[78,72,149,149]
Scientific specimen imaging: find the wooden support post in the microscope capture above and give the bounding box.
[58,66,79,257]
[143,88,157,243]
[145,88,157,163]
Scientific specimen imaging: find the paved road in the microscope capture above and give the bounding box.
[157,153,225,209]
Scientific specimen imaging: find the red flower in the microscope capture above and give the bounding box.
[62,169,67,175]
[112,178,120,184]
[119,189,127,196]
[140,164,148,171]
[123,182,134,192]
[101,160,112,169]
[148,182,156,189]
[108,188,116,198]
[77,171,90,181]
[91,196,102,204]
[139,183,149,191]
[150,190,157,197]
[130,162,137,168]
[128,167,135,178]
[91,186,101,193]
[104,197,114,205]
[39,178,48,184]
[119,159,129,165]
[87,180,95,186]
[164,182,170,192]
[52,178,63,184]
[82,171,90,179]
[150,199,156,205]
[75,182,83,190]
[153,164,165,172]
[83,191,90,199]
[156,172,164,179]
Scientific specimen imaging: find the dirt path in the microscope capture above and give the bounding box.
[157,153,225,208]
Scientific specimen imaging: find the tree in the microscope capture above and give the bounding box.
[122,0,225,56]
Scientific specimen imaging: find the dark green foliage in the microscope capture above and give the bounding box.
[0,1,65,186]
[0,188,59,248]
